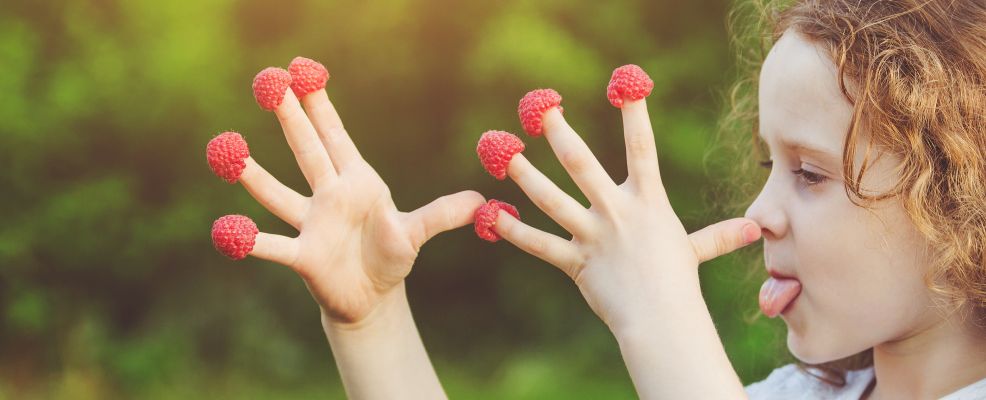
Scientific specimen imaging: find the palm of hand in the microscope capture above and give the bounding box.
[294,165,417,322]
[210,70,483,325]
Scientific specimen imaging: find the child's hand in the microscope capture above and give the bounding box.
[490,86,761,333]
[209,62,484,325]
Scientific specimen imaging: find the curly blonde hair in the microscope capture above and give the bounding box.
[720,0,986,386]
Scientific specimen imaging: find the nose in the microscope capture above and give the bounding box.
[743,175,789,241]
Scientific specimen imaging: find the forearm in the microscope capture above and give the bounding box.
[322,281,446,400]
[612,272,747,400]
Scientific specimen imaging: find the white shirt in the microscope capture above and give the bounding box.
[745,364,986,399]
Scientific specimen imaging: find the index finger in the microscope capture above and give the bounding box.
[253,67,337,189]
[541,108,620,208]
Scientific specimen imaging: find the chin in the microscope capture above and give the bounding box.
[786,327,860,365]
[787,333,826,363]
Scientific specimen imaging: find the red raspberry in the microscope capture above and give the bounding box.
[606,64,654,108]
[288,56,330,99]
[252,67,292,111]
[477,130,525,180]
[518,88,563,137]
[474,199,520,242]
[206,131,250,183]
[211,214,259,260]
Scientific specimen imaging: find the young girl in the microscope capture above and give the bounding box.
[208,0,986,398]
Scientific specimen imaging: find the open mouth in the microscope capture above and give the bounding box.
[759,276,802,318]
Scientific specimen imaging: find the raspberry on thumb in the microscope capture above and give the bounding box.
[211,214,259,260]
[518,88,563,137]
[252,67,292,111]
[474,199,521,242]
[288,56,330,99]
[477,130,525,180]
[606,64,654,108]
[206,131,250,183]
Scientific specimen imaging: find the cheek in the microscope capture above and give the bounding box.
[786,198,934,361]
[785,234,899,363]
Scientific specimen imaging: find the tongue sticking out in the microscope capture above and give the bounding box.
[759,277,802,318]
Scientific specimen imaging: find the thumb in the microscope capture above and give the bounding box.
[688,218,761,264]
[405,190,487,249]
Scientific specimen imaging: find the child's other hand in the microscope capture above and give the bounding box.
[492,91,761,333]
[209,61,484,325]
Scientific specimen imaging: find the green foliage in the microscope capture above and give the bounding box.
[0,0,787,397]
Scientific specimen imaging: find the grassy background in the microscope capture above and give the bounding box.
[0,0,791,398]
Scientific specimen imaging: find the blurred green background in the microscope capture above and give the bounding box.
[0,0,790,398]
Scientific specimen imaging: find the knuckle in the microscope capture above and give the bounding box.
[528,235,550,258]
[314,100,333,117]
[538,193,565,215]
[310,168,332,186]
[439,195,456,230]
[561,151,588,175]
[278,104,305,124]
[260,191,282,212]
[713,231,731,257]
[626,133,654,156]
[288,247,305,275]
[325,126,347,146]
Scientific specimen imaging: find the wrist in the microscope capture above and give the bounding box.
[606,268,705,340]
[607,275,745,398]
[322,281,410,334]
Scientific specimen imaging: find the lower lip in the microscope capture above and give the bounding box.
[780,293,800,315]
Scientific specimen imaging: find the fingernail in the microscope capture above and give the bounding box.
[742,223,761,244]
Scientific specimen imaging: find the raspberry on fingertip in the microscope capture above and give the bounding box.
[606,64,654,108]
[474,200,520,242]
[518,88,563,137]
[212,214,259,260]
[206,131,250,183]
[477,130,525,180]
[252,67,292,111]
[288,56,330,99]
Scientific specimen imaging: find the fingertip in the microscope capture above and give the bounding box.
[477,130,525,180]
[495,208,518,225]
[607,64,654,108]
[447,190,489,227]
[211,214,259,260]
[206,131,250,184]
[493,201,521,231]
[742,222,762,244]
[253,67,292,111]
[288,56,329,99]
[460,190,488,207]
[473,199,519,242]
[518,88,563,137]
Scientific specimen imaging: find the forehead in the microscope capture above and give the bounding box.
[758,30,853,159]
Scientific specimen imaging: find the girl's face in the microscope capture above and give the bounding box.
[745,30,939,363]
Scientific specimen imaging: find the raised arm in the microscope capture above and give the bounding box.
[207,57,484,399]
[477,66,759,398]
